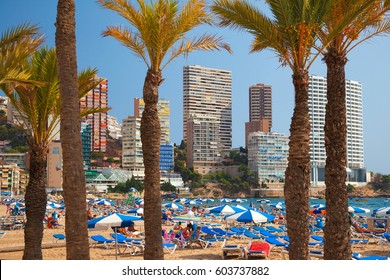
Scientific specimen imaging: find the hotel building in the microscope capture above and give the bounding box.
[308,75,366,185]
[183,65,232,173]
[79,77,108,153]
[247,132,289,182]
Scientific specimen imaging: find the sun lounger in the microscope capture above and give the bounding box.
[212,227,235,238]
[53,233,66,243]
[352,253,389,260]
[90,235,115,249]
[163,243,177,254]
[221,239,243,259]
[242,241,270,260]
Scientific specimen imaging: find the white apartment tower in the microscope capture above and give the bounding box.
[247,132,289,182]
[308,75,365,184]
[183,65,232,151]
[121,116,144,172]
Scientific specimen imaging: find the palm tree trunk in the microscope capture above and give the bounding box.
[55,0,90,260]
[323,47,351,259]
[23,145,47,260]
[141,68,164,260]
[284,69,310,260]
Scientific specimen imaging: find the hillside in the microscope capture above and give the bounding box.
[106,136,122,158]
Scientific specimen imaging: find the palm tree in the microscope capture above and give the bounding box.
[55,0,92,260]
[1,46,101,259]
[99,0,231,259]
[212,0,330,259]
[317,0,390,259]
[0,23,44,90]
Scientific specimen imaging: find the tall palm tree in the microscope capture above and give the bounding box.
[212,0,330,259]
[99,0,231,259]
[317,0,390,259]
[55,0,92,260]
[0,23,44,90]
[1,47,101,259]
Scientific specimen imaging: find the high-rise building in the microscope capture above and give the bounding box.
[183,65,232,151]
[160,143,174,171]
[79,77,108,153]
[121,116,144,172]
[186,114,224,174]
[308,75,366,184]
[247,132,289,182]
[81,122,92,170]
[245,83,272,147]
[134,98,170,144]
[249,83,272,125]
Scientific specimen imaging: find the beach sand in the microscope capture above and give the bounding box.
[0,205,389,260]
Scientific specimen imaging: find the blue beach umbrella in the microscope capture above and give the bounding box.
[206,204,245,215]
[186,200,202,205]
[224,210,273,224]
[127,208,144,215]
[87,213,143,259]
[310,204,325,209]
[373,206,390,216]
[348,206,370,214]
[220,198,232,203]
[163,202,183,210]
[270,202,286,210]
[95,199,114,206]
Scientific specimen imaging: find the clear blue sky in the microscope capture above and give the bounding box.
[1,0,389,174]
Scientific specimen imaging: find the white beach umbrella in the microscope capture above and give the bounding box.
[348,206,370,214]
[206,204,245,215]
[374,206,390,216]
[224,210,272,224]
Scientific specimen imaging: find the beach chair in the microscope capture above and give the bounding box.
[242,229,262,240]
[212,227,235,238]
[90,235,115,249]
[200,226,224,238]
[265,237,288,253]
[242,241,270,260]
[379,232,390,250]
[53,233,66,243]
[352,252,389,260]
[221,239,243,259]
[266,225,284,233]
[163,243,177,254]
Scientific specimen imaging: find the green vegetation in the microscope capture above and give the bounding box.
[346,183,355,193]
[0,110,29,153]
[372,173,390,192]
[108,175,144,193]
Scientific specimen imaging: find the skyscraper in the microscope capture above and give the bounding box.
[79,77,108,153]
[183,65,232,151]
[245,83,272,147]
[308,75,365,184]
[121,116,144,172]
[249,83,272,125]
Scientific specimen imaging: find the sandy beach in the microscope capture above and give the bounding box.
[0,205,389,260]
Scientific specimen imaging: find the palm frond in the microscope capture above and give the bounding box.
[78,67,100,99]
[100,0,230,70]
[162,34,231,70]
[102,25,149,67]
[80,107,111,118]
